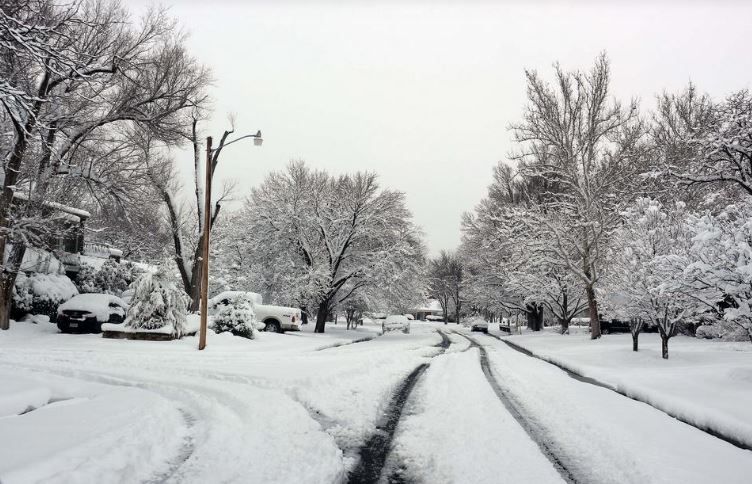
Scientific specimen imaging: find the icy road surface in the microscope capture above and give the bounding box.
[1,321,752,483]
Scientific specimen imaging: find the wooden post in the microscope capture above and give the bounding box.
[199,136,212,350]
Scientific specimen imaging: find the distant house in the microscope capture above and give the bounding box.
[11,193,121,279]
[410,299,444,321]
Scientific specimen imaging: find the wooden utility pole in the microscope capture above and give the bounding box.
[199,136,213,350]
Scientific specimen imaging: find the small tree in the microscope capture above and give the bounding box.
[604,198,693,359]
[125,266,187,337]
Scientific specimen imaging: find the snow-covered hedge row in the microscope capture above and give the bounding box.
[13,272,78,320]
[75,260,141,297]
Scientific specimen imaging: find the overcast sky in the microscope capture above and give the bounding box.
[132,0,751,256]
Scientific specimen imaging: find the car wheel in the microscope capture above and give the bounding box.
[264,320,281,333]
[57,323,69,333]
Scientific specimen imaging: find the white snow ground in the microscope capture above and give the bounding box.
[479,331,752,484]
[507,328,752,450]
[1,321,752,483]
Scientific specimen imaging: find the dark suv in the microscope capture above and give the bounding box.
[56,294,128,333]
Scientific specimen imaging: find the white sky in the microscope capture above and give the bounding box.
[131,0,752,256]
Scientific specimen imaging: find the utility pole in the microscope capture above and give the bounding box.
[199,136,212,351]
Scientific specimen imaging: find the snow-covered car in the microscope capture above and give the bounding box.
[404,313,415,320]
[463,317,489,333]
[426,314,443,322]
[382,315,410,334]
[56,294,127,333]
[209,291,301,333]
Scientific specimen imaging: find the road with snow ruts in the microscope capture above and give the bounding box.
[2,321,752,484]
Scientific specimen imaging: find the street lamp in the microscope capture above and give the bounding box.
[198,130,263,350]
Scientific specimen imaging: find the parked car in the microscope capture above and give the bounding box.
[56,293,127,333]
[382,315,411,334]
[463,317,489,333]
[208,291,301,333]
[425,314,443,322]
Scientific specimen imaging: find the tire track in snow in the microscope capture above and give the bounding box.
[315,334,381,351]
[347,330,451,484]
[452,332,579,484]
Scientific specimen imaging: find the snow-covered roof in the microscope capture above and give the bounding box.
[12,192,91,220]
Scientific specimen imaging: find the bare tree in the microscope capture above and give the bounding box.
[671,90,752,197]
[509,54,643,339]
[427,250,463,324]
[0,1,208,329]
[145,114,242,311]
[242,161,425,333]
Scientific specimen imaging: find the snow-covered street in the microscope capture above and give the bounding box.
[2,321,752,484]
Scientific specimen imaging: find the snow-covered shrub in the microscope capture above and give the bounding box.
[212,293,259,339]
[696,321,750,342]
[13,272,79,321]
[94,260,140,296]
[74,262,98,293]
[76,260,143,296]
[124,266,187,337]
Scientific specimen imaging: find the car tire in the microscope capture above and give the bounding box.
[264,320,281,333]
[57,323,69,333]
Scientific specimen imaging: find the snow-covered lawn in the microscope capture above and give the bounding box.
[480,330,752,484]
[507,328,752,450]
[0,319,438,483]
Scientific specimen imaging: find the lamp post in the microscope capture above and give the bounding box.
[198,130,263,350]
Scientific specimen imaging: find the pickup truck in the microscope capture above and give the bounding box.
[208,291,301,333]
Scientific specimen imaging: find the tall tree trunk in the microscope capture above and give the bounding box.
[585,283,601,339]
[632,332,639,352]
[0,244,26,330]
[315,300,329,333]
[559,317,569,335]
[526,303,543,331]
[0,275,15,330]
